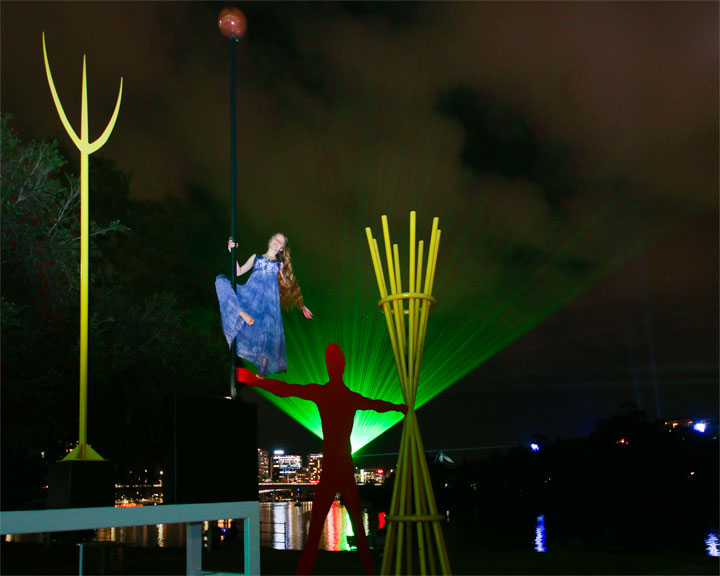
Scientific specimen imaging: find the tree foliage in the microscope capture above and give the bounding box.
[1,117,228,508]
[439,402,718,553]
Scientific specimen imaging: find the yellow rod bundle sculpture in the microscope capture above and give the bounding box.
[366,212,451,575]
[42,33,123,461]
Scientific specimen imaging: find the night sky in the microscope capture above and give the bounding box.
[2,2,717,464]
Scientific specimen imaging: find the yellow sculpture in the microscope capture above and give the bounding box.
[42,33,123,461]
[366,212,451,575]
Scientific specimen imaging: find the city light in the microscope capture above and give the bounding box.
[258,448,384,487]
[693,421,707,433]
[530,443,540,452]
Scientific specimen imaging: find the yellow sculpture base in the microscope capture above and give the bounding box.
[366,212,450,574]
[381,410,451,575]
[61,442,105,462]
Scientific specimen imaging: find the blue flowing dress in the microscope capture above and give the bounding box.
[215,254,286,375]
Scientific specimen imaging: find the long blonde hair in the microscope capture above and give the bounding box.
[273,233,305,311]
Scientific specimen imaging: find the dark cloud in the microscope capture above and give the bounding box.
[2,1,716,454]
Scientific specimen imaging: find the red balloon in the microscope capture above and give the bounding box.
[218,7,246,39]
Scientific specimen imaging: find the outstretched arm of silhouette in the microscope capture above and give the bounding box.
[236,367,322,401]
[352,391,407,415]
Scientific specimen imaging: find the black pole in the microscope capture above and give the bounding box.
[229,37,238,399]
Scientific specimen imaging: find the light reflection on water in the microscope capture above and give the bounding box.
[534,515,546,552]
[260,501,363,551]
[5,504,718,557]
[96,522,186,547]
[706,530,719,557]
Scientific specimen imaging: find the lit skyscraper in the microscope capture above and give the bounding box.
[258,449,270,483]
[307,454,323,483]
[271,450,302,483]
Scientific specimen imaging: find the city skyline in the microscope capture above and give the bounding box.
[258,448,387,486]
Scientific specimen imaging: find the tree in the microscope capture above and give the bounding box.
[1,117,228,508]
[2,116,127,458]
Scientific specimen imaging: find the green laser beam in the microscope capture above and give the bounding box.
[248,189,703,454]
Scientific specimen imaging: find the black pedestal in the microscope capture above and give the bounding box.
[47,460,115,509]
[163,395,257,504]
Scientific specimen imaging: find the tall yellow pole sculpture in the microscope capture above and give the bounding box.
[366,212,451,575]
[42,33,123,461]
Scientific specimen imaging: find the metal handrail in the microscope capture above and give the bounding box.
[0,500,260,576]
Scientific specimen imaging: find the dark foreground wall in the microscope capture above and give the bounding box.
[163,395,257,504]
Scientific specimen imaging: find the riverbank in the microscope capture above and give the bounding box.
[1,541,718,575]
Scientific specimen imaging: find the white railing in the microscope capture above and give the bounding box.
[0,500,260,576]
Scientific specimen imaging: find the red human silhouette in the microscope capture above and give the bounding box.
[237,343,407,575]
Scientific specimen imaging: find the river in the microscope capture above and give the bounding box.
[94,502,719,557]
[6,501,718,557]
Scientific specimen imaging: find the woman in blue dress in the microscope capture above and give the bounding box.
[215,233,312,377]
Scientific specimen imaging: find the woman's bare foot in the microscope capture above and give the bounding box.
[240,311,255,326]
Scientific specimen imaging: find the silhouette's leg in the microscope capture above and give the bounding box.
[341,476,374,575]
[297,480,336,575]
[258,357,267,378]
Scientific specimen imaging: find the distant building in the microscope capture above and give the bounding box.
[258,450,389,485]
[307,453,323,482]
[258,449,270,483]
[271,450,302,483]
[295,467,311,483]
[355,468,386,485]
